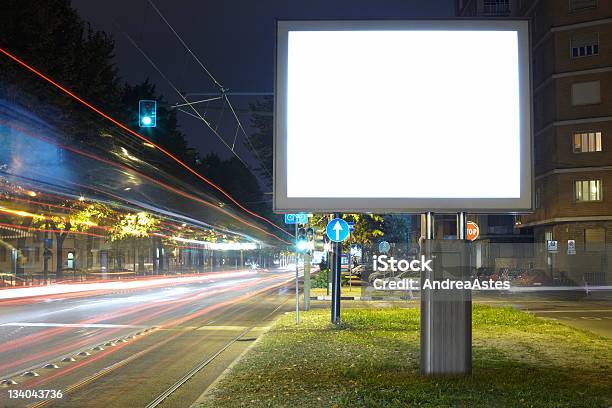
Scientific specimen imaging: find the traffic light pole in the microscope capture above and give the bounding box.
[331,213,342,324]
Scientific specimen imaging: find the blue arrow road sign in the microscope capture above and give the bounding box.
[284,213,308,224]
[326,218,350,243]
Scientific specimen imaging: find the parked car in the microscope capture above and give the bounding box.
[513,269,551,286]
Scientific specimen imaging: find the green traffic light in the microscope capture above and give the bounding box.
[296,239,309,252]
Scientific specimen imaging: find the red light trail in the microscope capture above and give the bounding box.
[0,119,291,245]
[0,47,292,238]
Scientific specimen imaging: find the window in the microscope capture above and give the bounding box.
[573,131,602,153]
[575,179,602,202]
[584,227,605,251]
[571,33,599,58]
[571,81,601,106]
[570,0,597,11]
[483,0,510,15]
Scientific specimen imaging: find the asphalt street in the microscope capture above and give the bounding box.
[0,268,296,407]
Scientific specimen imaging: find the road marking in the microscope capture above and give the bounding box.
[0,322,147,328]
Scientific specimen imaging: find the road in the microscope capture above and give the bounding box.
[0,268,296,407]
[475,291,612,339]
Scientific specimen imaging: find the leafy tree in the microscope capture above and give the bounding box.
[382,215,416,245]
[32,201,112,279]
[109,211,159,241]
[199,153,263,207]
[0,0,121,142]
[247,96,273,186]
[309,213,384,248]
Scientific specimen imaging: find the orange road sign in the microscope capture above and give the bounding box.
[466,221,480,241]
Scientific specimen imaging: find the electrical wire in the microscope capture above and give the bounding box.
[146,0,274,182]
[0,46,292,239]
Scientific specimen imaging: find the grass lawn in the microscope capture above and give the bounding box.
[198,305,612,407]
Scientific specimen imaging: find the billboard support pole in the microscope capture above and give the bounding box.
[420,211,472,375]
[331,213,342,324]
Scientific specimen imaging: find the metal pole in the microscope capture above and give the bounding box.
[331,213,342,324]
[457,212,467,240]
[420,211,472,375]
[295,223,300,324]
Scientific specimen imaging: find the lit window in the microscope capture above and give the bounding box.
[575,179,601,202]
[573,131,602,153]
[570,0,597,11]
[571,33,599,58]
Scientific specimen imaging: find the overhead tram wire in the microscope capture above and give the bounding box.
[0,47,292,239]
[146,0,224,91]
[146,0,274,182]
[117,25,275,202]
[112,26,287,229]
[115,26,245,167]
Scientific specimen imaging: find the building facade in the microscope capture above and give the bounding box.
[457,0,612,284]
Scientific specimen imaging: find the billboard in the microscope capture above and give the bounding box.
[274,20,532,213]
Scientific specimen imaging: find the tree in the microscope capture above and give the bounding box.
[119,80,195,164]
[32,201,112,279]
[109,211,159,272]
[247,96,273,186]
[199,153,263,207]
[0,0,121,144]
[309,213,384,249]
[109,211,159,242]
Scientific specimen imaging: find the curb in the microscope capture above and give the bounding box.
[310,296,413,301]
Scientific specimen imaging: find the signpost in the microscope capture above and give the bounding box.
[285,213,310,324]
[326,217,350,323]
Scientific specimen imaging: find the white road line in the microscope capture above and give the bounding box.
[0,322,148,328]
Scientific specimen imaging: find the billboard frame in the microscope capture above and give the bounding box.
[274,19,533,214]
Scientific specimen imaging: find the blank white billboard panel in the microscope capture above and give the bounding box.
[275,20,532,213]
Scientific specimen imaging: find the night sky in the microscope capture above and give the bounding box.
[74,0,454,165]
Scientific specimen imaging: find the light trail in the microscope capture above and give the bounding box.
[0,47,292,238]
[0,273,290,375]
[0,222,105,238]
[0,271,258,301]
[25,275,295,389]
[0,119,291,245]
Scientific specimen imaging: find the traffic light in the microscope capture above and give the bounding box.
[139,100,157,128]
[296,227,309,253]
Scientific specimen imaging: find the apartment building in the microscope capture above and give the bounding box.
[457,0,612,284]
